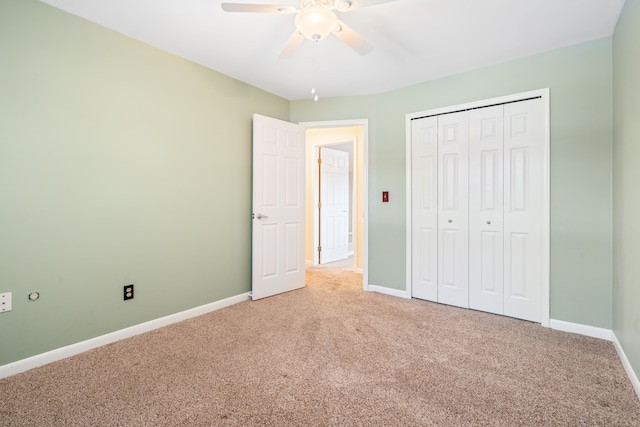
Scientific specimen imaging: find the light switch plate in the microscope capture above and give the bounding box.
[0,292,12,313]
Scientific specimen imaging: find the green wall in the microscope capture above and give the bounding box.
[0,0,289,365]
[292,38,614,330]
[0,0,625,371]
[613,0,640,381]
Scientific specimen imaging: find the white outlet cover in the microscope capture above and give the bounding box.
[0,292,12,312]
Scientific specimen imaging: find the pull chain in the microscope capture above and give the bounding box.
[311,35,319,101]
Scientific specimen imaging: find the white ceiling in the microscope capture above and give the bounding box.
[40,0,625,101]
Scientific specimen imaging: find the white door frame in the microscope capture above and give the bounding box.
[313,140,356,265]
[300,119,369,291]
[405,89,551,327]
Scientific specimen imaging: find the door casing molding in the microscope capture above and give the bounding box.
[405,89,550,327]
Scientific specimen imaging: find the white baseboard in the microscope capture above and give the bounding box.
[612,332,640,401]
[0,292,251,379]
[549,319,613,341]
[368,284,410,299]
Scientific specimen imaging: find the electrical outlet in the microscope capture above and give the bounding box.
[123,284,134,301]
[1,292,12,312]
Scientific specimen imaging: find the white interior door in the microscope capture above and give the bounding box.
[469,105,505,315]
[503,98,543,322]
[319,147,349,264]
[437,111,469,308]
[411,116,438,301]
[252,114,306,300]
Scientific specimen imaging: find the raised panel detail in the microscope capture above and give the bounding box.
[510,114,528,137]
[326,172,336,206]
[509,233,528,298]
[443,124,459,144]
[442,229,457,288]
[262,154,278,207]
[510,148,528,211]
[420,227,436,283]
[481,118,498,140]
[326,216,335,248]
[481,150,498,211]
[443,154,459,211]
[262,223,278,278]
[285,131,299,150]
[420,126,437,147]
[285,157,299,207]
[418,155,436,211]
[263,126,278,146]
[481,231,498,294]
[284,222,299,273]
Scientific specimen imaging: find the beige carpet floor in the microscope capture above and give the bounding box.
[1,267,639,426]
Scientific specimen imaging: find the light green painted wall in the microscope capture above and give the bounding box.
[0,0,289,365]
[0,0,622,369]
[292,38,614,329]
[613,0,640,381]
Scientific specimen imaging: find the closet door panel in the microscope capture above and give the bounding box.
[469,106,504,315]
[504,98,543,322]
[411,117,438,301]
[437,112,469,308]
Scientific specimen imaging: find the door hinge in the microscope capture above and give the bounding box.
[318,246,322,252]
[317,157,322,164]
[318,202,322,208]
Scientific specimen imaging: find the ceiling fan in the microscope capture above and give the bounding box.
[221,0,398,59]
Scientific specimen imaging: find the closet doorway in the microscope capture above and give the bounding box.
[406,90,550,325]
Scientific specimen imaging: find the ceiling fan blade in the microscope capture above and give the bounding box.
[221,3,296,13]
[332,20,373,55]
[278,31,306,59]
[334,0,398,12]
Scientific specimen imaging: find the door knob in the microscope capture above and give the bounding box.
[256,213,268,219]
[487,221,491,225]
[448,219,452,223]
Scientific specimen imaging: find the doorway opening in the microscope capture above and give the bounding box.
[301,120,368,290]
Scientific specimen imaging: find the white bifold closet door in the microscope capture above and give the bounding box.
[468,105,505,316]
[502,99,543,322]
[411,116,438,302]
[411,98,543,323]
[437,111,469,308]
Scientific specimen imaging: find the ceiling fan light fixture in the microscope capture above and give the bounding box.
[294,5,338,41]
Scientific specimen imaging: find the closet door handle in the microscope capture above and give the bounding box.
[448,219,453,223]
[487,221,491,225]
